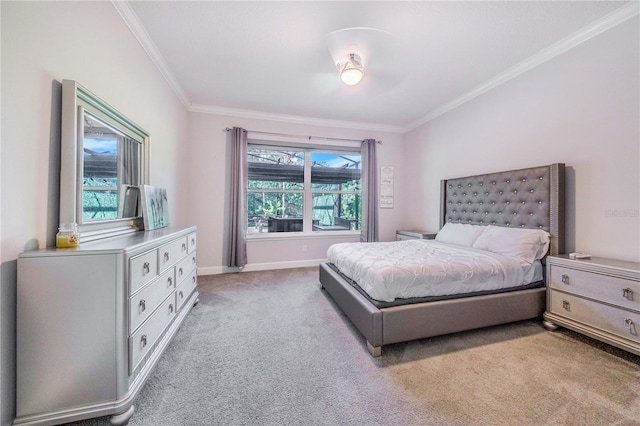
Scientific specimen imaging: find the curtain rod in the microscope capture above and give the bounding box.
[224,127,381,144]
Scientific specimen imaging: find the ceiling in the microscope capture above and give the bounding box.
[118,1,635,132]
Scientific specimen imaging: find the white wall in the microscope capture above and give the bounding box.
[404,17,639,262]
[0,2,189,424]
[187,112,405,273]
[1,2,637,424]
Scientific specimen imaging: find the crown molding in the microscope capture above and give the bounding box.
[404,1,640,133]
[113,0,638,135]
[189,104,406,134]
[110,0,191,109]
[112,0,402,133]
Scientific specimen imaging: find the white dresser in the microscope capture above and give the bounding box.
[15,226,199,425]
[543,255,640,356]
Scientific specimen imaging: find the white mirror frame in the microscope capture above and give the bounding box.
[60,80,150,241]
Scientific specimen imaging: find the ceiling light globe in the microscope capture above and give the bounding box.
[340,68,363,86]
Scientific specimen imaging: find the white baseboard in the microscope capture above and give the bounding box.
[197,266,225,275]
[198,258,327,276]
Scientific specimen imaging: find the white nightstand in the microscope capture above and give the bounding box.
[396,230,437,241]
[543,255,640,356]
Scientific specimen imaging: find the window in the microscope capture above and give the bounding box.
[247,145,361,234]
[82,132,120,220]
[81,112,142,221]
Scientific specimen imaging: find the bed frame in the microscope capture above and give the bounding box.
[319,163,565,356]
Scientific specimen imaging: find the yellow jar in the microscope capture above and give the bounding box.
[56,223,79,248]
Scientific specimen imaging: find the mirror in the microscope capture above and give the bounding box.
[60,80,149,241]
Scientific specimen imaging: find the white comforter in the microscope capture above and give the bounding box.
[327,240,537,302]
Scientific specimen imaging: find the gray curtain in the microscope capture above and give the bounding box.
[227,127,248,267]
[360,139,378,242]
[120,136,139,185]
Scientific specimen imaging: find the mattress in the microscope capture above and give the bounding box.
[326,240,543,303]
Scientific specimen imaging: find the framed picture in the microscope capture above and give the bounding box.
[140,185,170,230]
[380,166,394,209]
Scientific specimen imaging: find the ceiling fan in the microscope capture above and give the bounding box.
[322,27,407,91]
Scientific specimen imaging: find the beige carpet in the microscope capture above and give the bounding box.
[69,267,640,426]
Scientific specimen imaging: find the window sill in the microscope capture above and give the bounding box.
[247,230,360,242]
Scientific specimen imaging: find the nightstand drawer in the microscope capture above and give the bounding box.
[549,290,640,344]
[549,265,640,311]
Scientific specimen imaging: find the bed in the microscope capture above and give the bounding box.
[319,163,565,356]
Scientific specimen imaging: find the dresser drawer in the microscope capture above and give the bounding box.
[176,251,197,285]
[176,270,197,311]
[129,250,158,295]
[158,237,188,272]
[549,290,640,344]
[549,265,640,311]
[129,268,175,333]
[129,293,177,373]
[187,232,197,253]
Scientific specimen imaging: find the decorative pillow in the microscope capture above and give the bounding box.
[435,223,485,247]
[471,225,550,264]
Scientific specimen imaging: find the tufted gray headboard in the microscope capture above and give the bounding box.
[440,163,565,256]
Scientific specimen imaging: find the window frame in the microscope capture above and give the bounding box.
[247,141,362,239]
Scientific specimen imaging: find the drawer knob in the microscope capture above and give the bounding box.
[164,252,170,262]
[167,277,173,288]
[562,300,571,311]
[624,318,635,334]
[623,287,634,300]
[192,257,196,265]
[139,299,146,313]
[140,334,147,349]
[179,291,184,299]
[182,243,187,252]
[561,274,570,285]
[191,238,195,246]
[179,267,183,277]
[143,262,150,275]
[169,303,174,314]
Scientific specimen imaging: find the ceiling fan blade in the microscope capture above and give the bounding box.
[309,72,343,94]
[358,69,406,95]
[324,27,406,69]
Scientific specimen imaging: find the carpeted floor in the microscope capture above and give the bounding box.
[69,267,640,426]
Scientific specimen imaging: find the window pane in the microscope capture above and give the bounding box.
[82,189,118,220]
[311,152,361,191]
[246,147,362,235]
[83,135,119,220]
[247,192,304,233]
[82,108,143,223]
[312,193,361,231]
[248,147,305,189]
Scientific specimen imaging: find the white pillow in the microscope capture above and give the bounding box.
[471,225,550,264]
[435,223,485,247]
